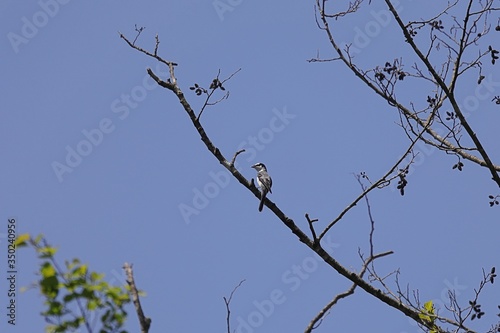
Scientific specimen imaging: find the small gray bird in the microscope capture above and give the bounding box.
[251,162,273,212]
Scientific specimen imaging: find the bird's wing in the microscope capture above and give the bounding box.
[258,172,272,193]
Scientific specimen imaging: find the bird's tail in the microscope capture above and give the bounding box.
[259,193,266,212]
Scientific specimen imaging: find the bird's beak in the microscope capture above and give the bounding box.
[251,164,257,169]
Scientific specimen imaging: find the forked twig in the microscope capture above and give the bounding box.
[224,280,246,333]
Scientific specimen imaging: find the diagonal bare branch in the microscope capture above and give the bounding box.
[123,263,151,333]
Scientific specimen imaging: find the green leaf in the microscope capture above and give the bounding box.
[423,300,435,315]
[40,276,59,299]
[80,288,96,299]
[40,262,57,278]
[419,300,437,332]
[62,293,76,303]
[15,233,30,247]
[65,258,81,270]
[90,271,104,281]
[33,234,44,245]
[27,236,131,333]
[71,264,88,279]
[38,246,58,259]
[45,301,64,315]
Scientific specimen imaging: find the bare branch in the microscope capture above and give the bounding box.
[224,280,246,333]
[318,133,420,240]
[305,249,393,332]
[194,68,241,121]
[119,32,178,86]
[132,24,145,45]
[123,263,151,333]
[120,21,485,331]
[315,0,500,187]
[383,0,500,187]
[355,174,375,258]
[305,213,319,244]
[230,149,245,167]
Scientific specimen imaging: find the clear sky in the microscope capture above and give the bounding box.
[1,1,500,332]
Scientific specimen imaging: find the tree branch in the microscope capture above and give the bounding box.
[123,263,151,333]
[121,28,478,333]
[383,0,500,187]
[223,279,245,333]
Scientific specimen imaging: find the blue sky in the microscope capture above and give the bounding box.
[1,1,500,332]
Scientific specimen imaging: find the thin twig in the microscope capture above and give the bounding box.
[154,34,159,56]
[196,68,241,121]
[355,174,375,258]
[305,213,319,244]
[132,25,145,45]
[230,149,245,167]
[224,280,246,333]
[318,137,419,240]
[119,32,178,86]
[305,249,393,332]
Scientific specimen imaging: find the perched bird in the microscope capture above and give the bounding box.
[251,162,273,212]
